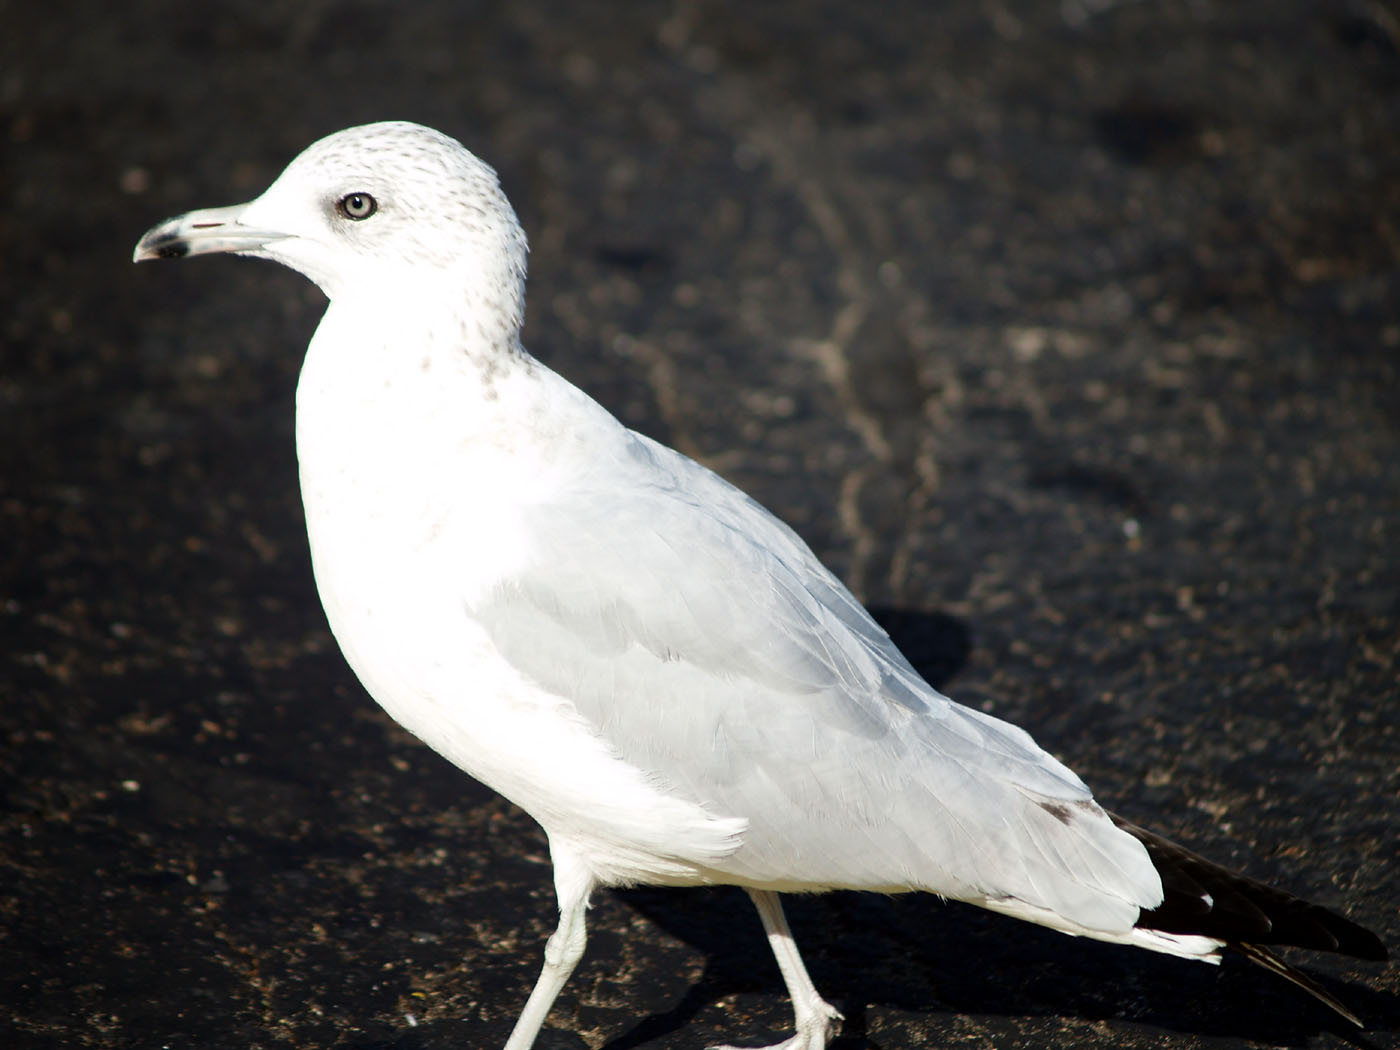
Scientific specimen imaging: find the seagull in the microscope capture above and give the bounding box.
[134,121,1386,1049]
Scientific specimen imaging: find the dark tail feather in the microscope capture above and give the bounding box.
[1233,942,1365,1028]
[1108,813,1387,1026]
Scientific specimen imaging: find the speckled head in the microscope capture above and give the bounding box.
[134,121,529,328]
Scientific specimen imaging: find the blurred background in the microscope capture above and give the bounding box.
[3,1,1397,1048]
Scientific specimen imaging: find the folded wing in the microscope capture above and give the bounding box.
[471,430,1162,932]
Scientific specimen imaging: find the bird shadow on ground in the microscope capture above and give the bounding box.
[865,607,971,693]
[602,831,1395,1050]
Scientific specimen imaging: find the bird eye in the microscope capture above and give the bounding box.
[337,193,377,220]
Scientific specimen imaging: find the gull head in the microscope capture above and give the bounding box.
[133,121,528,319]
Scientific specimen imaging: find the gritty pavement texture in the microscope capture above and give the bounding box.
[2,2,1397,1049]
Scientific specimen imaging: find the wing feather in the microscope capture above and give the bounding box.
[470,430,1160,928]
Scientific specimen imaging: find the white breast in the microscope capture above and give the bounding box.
[292,301,746,887]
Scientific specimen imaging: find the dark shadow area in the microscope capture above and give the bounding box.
[606,886,1396,1049]
[866,607,972,691]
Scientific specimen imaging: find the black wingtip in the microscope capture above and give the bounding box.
[1107,813,1386,1027]
[1233,942,1366,1029]
[1108,813,1388,960]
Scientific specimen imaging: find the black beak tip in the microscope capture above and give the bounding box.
[139,232,190,260]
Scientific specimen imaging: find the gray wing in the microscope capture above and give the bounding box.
[472,430,1158,926]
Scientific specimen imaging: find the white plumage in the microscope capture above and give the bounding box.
[134,122,1378,1049]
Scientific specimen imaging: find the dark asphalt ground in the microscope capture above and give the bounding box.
[3,2,1398,1048]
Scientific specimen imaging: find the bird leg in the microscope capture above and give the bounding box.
[502,848,593,1050]
[708,888,844,1050]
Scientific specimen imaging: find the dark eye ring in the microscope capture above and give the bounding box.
[337,193,377,220]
